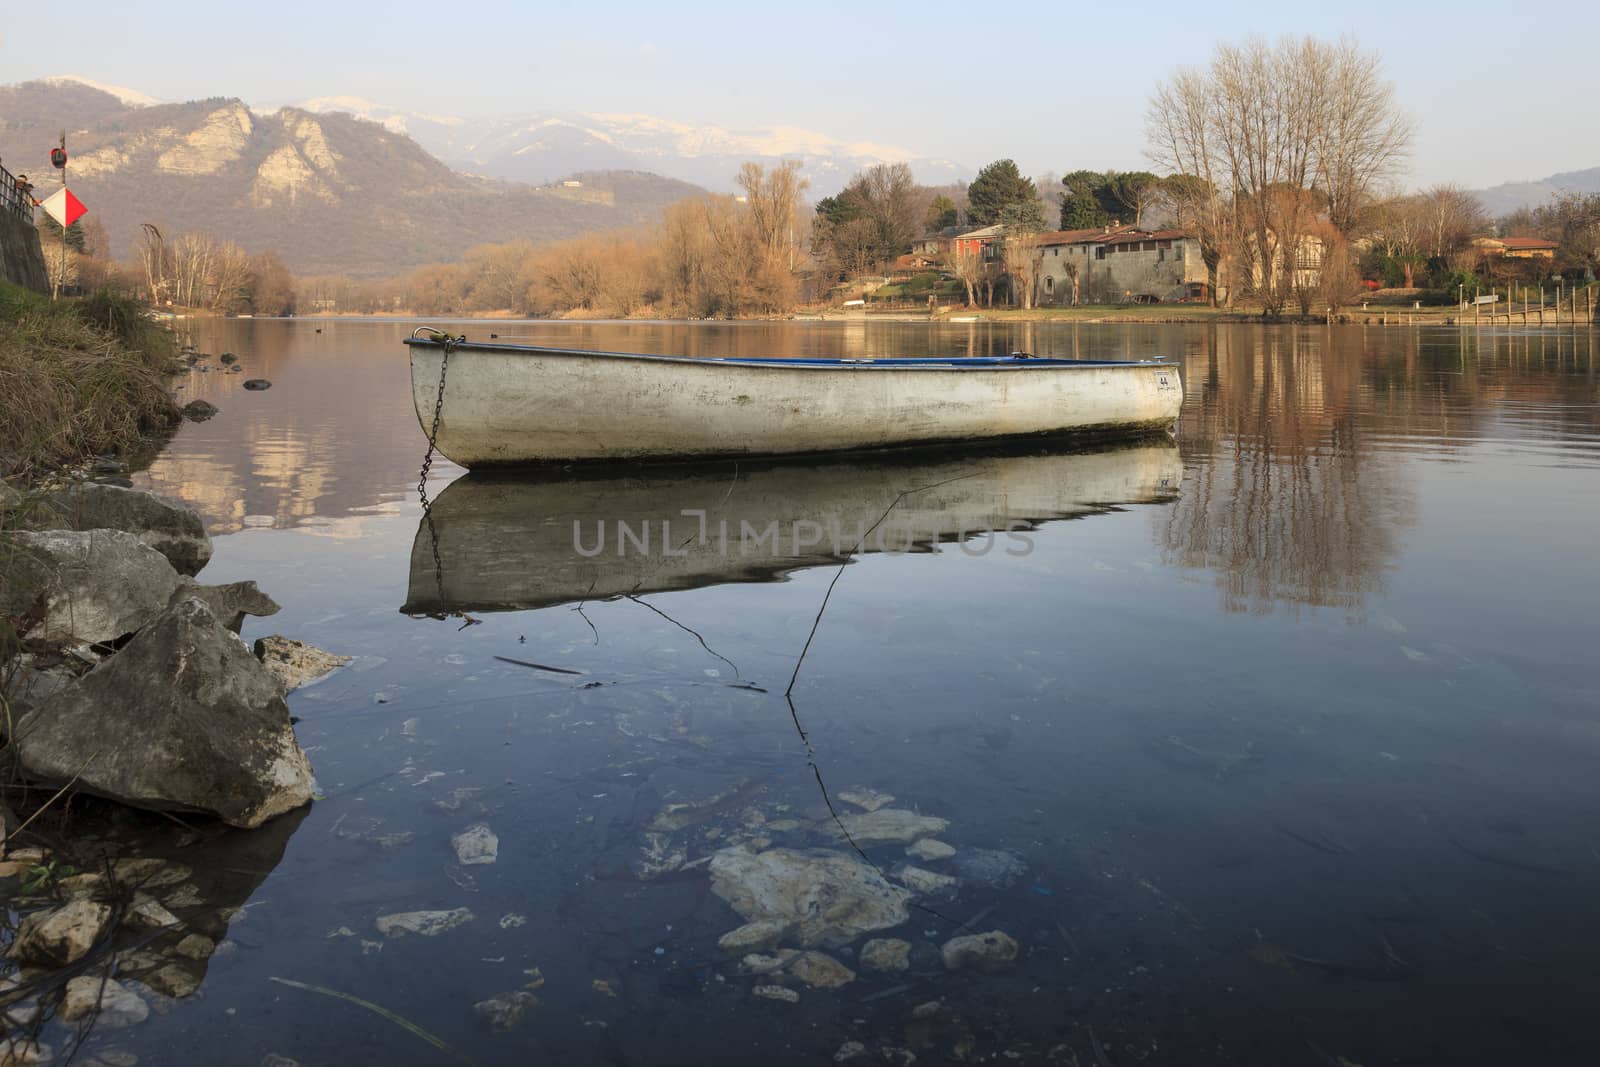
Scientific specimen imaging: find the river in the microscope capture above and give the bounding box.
[90,318,1600,1065]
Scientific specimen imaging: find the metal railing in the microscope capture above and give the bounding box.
[0,162,36,221]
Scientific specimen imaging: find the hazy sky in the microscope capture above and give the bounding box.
[5,0,1597,190]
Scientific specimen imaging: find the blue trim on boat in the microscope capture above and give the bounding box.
[405,338,1174,370]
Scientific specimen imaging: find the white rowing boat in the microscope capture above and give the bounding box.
[406,334,1182,466]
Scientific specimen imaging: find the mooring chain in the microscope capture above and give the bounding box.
[411,328,470,623]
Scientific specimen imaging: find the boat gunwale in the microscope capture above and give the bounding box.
[404,338,1178,371]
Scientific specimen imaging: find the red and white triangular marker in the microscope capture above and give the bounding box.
[41,187,87,229]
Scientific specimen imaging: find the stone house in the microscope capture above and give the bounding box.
[1033,226,1209,305]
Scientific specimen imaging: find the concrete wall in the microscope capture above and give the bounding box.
[1038,239,1207,305]
[0,209,49,293]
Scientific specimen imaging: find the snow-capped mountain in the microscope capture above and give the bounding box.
[294,98,970,195]
[29,77,970,196]
[40,75,160,108]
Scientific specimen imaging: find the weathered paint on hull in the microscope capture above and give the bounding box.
[409,345,1183,466]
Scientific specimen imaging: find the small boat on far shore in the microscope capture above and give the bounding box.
[405,333,1182,468]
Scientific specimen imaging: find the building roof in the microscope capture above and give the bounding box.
[1499,235,1559,250]
[1473,234,1560,250]
[1037,225,1197,248]
[952,225,1005,240]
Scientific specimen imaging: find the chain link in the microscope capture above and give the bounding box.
[412,331,473,624]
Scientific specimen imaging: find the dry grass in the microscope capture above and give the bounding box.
[0,283,180,478]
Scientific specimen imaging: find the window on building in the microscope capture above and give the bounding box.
[1045,277,1054,292]
[1158,248,1165,262]
[1095,247,1105,260]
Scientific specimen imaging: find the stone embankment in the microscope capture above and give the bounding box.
[2,480,344,828]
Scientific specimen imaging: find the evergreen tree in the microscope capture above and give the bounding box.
[967,160,1036,226]
[37,215,86,253]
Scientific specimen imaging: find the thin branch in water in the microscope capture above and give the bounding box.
[626,594,741,680]
[268,977,482,1066]
[785,474,974,698]
[493,656,583,676]
[571,579,600,645]
[776,473,979,933]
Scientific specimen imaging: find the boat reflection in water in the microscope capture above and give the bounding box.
[403,440,1183,615]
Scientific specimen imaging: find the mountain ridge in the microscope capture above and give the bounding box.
[0,80,703,277]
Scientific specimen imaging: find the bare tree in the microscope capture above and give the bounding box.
[138,223,168,306]
[1147,73,1234,305]
[1417,184,1487,259]
[947,244,984,308]
[1366,195,1427,286]
[739,160,809,270]
[1148,35,1411,313]
[1311,37,1414,237]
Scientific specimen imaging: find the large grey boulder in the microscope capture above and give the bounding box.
[14,598,314,829]
[168,578,280,634]
[0,530,183,645]
[23,483,212,576]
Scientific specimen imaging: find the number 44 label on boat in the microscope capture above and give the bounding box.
[1156,372,1176,390]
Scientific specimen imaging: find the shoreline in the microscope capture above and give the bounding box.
[210,307,1600,328]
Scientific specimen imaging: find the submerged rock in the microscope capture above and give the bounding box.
[906,839,956,862]
[833,808,948,846]
[253,635,351,692]
[242,379,272,391]
[451,824,499,866]
[126,895,180,929]
[8,899,112,967]
[473,991,538,1031]
[181,399,218,422]
[0,1036,51,1065]
[140,964,201,999]
[952,848,1027,889]
[838,788,895,812]
[169,579,280,634]
[940,930,1018,972]
[786,950,856,989]
[14,598,315,829]
[1,530,182,644]
[708,846,912,948]
[859,938,912,973]
[716,919,793,954]
[893,865,957,894]
[751,984,798,1004]
[376,908,474,938]
[59,976,149,1028]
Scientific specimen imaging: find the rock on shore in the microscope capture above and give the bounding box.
[1,529,182,645]
[14,598,315,829]
[21,483,213,576]
[253,636,351,691]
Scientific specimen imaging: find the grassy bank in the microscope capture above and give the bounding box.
[0,283,180,480]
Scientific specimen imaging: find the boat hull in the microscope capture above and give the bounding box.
[408,343,1182,467]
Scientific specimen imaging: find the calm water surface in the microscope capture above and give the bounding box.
[101,319,1600,1065]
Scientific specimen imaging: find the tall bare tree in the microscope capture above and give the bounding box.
[1148,35,1411,313]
